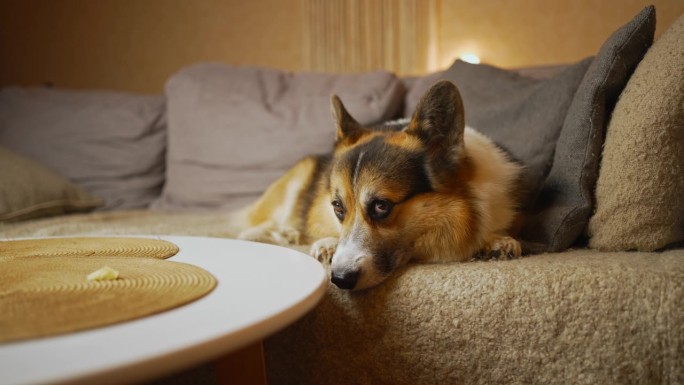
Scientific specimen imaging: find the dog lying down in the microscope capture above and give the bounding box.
[236,80,523,290]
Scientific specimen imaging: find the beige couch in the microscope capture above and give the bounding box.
[1,6,682,384]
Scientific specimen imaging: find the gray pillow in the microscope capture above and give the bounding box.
[405,59,591,211]
[0,147,102,222]
[404,5,655,253]
[153,63,405,211]
[0,87,166,211]
[522,5,656,252]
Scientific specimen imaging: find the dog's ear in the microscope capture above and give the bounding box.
[405,80,466,168]
[331,95,367,144]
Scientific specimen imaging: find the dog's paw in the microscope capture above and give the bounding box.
[237,226,301,246]
[310,237,338,264]
[477,236,522,261]
[277,226,301,245]
[237,227,274,244]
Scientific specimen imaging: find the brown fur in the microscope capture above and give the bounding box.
[237,81,523,290]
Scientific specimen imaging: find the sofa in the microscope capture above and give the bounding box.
[1,6,682,384]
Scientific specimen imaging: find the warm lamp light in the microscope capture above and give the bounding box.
[460,53,481,64]
[439,44,483,69]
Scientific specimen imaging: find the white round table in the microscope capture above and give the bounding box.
[0,236,328,385]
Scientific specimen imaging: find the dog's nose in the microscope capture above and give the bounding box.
[331,270,359,290]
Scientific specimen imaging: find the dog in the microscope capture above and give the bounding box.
[235,80,523,290]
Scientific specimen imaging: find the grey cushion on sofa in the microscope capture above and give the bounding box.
[405,59,591,211]
[405,6,656,253]
[0,87,166,211]
[153,63,405,211]
[522,5,656,252]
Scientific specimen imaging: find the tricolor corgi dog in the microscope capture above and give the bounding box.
[236,80,523,290]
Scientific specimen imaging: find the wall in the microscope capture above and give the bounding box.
[0,0,681,93]
[438,0,684,69]
[0,0,303,93]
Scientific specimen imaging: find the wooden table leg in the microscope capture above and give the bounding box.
[214,341,267,385]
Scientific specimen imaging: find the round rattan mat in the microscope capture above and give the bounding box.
[0,238,216,343]
[0,237,179,259]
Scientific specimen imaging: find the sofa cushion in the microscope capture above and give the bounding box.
[0,147,102,222]
[520,6,656,252]
[404,59,591,213]
[0,87,166,211]
[153,64,405,211]
[265,248,684,385]
[588,14,684,251]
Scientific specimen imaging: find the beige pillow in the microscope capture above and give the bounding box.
[588,14,684,251]
[0,147,103,222]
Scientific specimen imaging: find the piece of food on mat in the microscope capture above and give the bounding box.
[86,266,120,281]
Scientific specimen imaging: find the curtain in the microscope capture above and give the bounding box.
[302,0,439,74]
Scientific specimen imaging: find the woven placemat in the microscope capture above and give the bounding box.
[1,255,217,343]
[0,237,179,259]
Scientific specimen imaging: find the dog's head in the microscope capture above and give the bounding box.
[327,80,473,290]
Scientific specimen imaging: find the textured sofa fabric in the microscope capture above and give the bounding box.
[588,13,684,251]
[266,250,684,385]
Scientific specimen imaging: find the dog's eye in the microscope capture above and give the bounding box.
[332,200,345,221]
[369,199,393,220]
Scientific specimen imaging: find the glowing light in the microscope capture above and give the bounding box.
[460,53,481,64]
